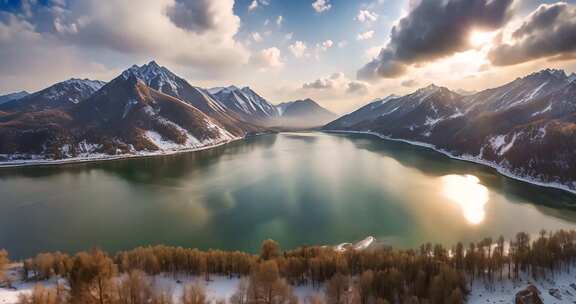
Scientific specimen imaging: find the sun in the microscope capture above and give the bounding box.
[469,30,497,47]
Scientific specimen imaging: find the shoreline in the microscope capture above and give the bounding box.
[0,136,248,169]
[325,130,576,196]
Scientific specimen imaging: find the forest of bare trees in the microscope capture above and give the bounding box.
[3,229,576,304]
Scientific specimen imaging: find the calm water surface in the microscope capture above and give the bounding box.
[1,132,576,259]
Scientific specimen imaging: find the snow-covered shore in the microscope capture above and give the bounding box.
[0,137,243,169]
[325,130,576,195]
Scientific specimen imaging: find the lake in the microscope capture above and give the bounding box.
[1,132,576,259]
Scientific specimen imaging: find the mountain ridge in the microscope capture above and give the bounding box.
[324,68,576,192]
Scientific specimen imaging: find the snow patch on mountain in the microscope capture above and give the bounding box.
[531,104,552,117]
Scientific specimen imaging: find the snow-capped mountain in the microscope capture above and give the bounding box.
[120,61,262,136]
[207,85,337,129]
[324,69,576,192]
[0,91,29,105]
[0,79,105,112]
[209,85,278,120]
[0,73,239,161]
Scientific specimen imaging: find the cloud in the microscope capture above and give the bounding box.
[358,0,514,80]
[318,40,334,51]
[356,10,378,23]
[312,0,332,13]
[166,0,224,33]
[0,13,113,92]
[337,40,348,48]
[289,40,307,58]
[6,0,249,73]
[488,2,576,66]
[251,32,263,42]
[401,79,419,87]
[250,47,284,70]
[276,15,283,26]
[357,30,375,41]
[303,72,370,95]
[248,0,258,11]
[347,81,370,94]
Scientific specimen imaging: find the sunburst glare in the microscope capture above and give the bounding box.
[441,174,489,224]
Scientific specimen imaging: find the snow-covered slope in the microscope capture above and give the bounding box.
[324,69,576,192]
[209,85,278,120]
[0,79,105,112]
[121,61,263,136]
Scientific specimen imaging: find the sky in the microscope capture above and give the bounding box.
[0,0,575,114]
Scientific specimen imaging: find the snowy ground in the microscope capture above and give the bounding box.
[0,265,323,304]
[4,261,576,303]
[468,269,576,303]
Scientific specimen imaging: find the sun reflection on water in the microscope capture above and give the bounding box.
[441,175,489,225]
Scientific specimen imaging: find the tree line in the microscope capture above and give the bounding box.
[2,229,576,303]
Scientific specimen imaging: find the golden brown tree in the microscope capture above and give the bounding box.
[0,249,8,284]
[182,282,207,304]
[18,284,69,304]
[260,240,281,261]
[247,260,296,304]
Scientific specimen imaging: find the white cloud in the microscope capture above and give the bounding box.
[312,0,332,13]
[249,0,270,11]
[285,32,294,40]
[251,32,263,42]
[303,72,370,95]
[0,14,114,92]
[250,47,284,70]
[337,40,348,48]
[357,30,375,40]
[356,10,378,23]
[365,45,384,59]
[289,40,307,58]
[6,0,249,73]
[318,40,334,51]
[276,15,283,26]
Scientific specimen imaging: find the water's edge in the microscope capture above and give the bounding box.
[325,130,576,196]
[0,137,248,168]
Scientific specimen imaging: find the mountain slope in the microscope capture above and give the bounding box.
[324,69,576,192]
[0,79,105,112]
[122,61,260,136]
[0,91,29,105]
[209,86,278,121]
[0,74,238,161]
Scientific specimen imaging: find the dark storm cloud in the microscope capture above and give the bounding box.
[166,0,217,33]
[488,2,576,66]
[357,0,514,80]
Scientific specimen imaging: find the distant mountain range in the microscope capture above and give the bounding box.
[208,85,337,128]
[0,61,334,163]
[325,69,576,192]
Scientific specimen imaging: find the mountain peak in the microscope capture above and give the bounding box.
[416,84,445,95]
[147,60,160,68]
[526,68,567,80]
[120,61,183,94]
